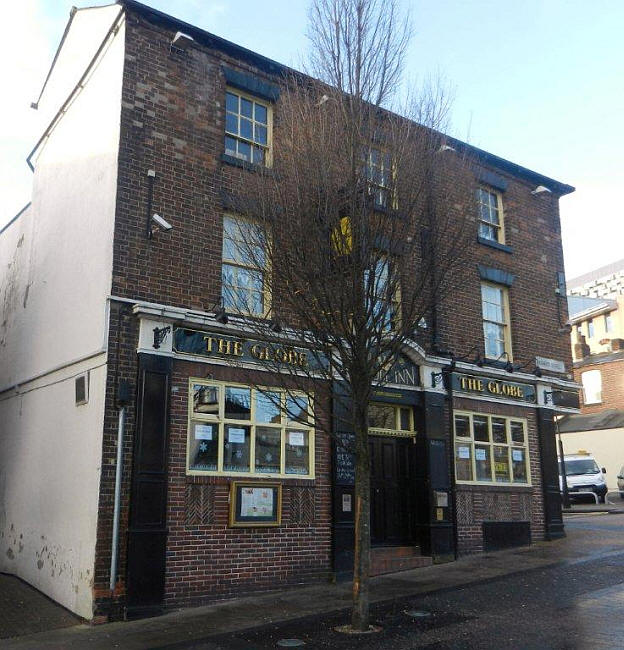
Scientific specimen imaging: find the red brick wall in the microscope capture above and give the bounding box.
[452,396,544,555]
[574,357,624,413]
[93,302,139,620]
[114,9,571,375]
[165,360,332,607]
[435,165,572,369]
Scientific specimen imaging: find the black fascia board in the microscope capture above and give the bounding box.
[118,0,575,197]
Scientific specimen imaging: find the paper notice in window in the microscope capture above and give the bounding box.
[458,446,470,459]
[228,428,246,444]
[342,494,352,512]
[289,431,305,446]
[195,424,213,440]
[512,449,523,461]
[475,448,487,461]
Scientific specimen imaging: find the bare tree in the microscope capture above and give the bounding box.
[221,0,475,632]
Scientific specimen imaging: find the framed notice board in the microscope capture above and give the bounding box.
[229,482,282,527]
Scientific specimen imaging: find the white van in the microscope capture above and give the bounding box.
[558,451,608,503]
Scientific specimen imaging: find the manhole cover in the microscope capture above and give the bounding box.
[404,609,432,618]
[277,639,306,647]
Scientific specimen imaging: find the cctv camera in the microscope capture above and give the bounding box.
[151,213,173,232]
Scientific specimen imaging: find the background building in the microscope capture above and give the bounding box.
[558,261,624,488]
[0,0,577,622]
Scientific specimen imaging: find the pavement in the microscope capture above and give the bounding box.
[3,513,624,648]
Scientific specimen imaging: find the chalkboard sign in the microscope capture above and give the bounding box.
[429,438,449,490]
[334,432,355,486]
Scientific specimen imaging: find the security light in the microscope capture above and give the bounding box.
[531,185,552,195]
[437,145,456,153]
[171,31,194,49]
[316,94,330,107]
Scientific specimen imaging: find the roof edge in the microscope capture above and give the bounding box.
[119,0,574,195]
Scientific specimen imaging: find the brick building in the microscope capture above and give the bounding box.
[0,0,578,622]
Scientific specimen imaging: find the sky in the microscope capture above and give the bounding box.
[2,0,623,279]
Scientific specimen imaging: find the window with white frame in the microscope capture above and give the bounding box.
[365,255,401,332]
[222,214,268,315]
[605,312,614,333]
[477,187,505,243]
[365,147,394,209]
[225,89,271,165]
[581,369,602,405]
[188,380,314,478]
[481,282,512,360]
[587,319,595,339]
[454,412,529,485]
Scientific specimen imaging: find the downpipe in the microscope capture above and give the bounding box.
[110,405,126,591]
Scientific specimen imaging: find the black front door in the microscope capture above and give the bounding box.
[369,436,415,546]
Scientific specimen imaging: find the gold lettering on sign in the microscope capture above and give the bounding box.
[458,374,526,400]
[249,343,308,368]
[461,376,484,392]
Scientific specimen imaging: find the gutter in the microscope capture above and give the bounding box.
[26,6,125,171]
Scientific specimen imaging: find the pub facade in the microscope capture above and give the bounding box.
[0,0,579,622]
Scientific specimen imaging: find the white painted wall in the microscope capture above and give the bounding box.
[560,428,624,490]
[0,359,107,618]
[0,6,125,619]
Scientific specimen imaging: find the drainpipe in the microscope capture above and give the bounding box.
[110,404,126,591]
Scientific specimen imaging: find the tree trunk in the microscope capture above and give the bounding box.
[351,401,371,631]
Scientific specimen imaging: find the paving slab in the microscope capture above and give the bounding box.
[0,573,81,640]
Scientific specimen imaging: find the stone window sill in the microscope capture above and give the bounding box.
[477,235,513,254]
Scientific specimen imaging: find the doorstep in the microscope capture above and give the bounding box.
[370,545,433,576]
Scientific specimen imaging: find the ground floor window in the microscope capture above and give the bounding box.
[453,411,529,485]
[188,379,314,478]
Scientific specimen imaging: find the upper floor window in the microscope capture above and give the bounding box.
[587,319,595,339]
[222,214,268,315]
[365,147,394,209]
[581,369,602,405]
[366,255,400,331]
[605,312,614,333]
[477,187,505,244]
[225,89,271,165]
[481,282,512,360]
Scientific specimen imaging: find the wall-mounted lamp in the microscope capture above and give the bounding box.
[209,298,228,325]
[269,319,282,334]
[152,325,171,349]
[531,185,552,195]
[513,358,542,377]
[170,31,194,52]
[437,144,456,154]
[490,351,514,373]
